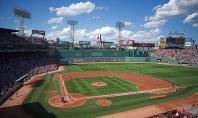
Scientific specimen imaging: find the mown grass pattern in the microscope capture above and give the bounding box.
[65,77,138,96]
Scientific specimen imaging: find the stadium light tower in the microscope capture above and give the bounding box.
[67,20,78,50]
[13,7,31,36]
[116,21,125,44]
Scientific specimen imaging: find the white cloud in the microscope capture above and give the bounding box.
[89,26,118,42]
[49,1,95,16]
[88,16,100,20]
[153,5,161,11]
[51,26,58,30]
[46,26,160,43]
[145,0,198,29]
[144,19,167,29]
[132,29,161,43]
[48,17,64,24]
[91,26,116,35]
[47,27,70,40]
[124,21,133,27]
[24,29,32,36]
[49,7,55,13]
[183,12,198,27]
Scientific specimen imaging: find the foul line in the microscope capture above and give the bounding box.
[86,87,176,99]
[58,74,69,98]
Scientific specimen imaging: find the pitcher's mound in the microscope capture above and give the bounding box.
[92,82,107,87]
[96,99,112,107]
[48,93,87,108]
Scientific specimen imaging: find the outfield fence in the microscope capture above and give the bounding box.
[56,50,198,67]
[72,57,125,63]
[57,50,148,64]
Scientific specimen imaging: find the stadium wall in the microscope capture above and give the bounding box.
[125,57,158,62]
[56,50,148,58]
[191,63,198,67]
[57,50,198,66]
[56,50,150,63]
[56,50,127,63]
[57,50,128,59]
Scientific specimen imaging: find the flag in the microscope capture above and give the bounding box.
[96,34,101,42]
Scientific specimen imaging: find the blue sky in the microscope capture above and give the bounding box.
[0,0,198,44]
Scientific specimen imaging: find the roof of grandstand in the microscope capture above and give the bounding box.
[0,28,19,33]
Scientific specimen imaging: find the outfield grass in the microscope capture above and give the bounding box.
[65,77,138,96]
[23,63,198,118]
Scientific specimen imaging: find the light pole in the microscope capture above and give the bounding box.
[116,21,125,50]
[67,20,78,50]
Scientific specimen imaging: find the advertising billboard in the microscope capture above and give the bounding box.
[127,40,135,45]
[119,40,135,46]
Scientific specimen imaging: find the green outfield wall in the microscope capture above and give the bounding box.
[56,50,148,59]
[56,50,198,67]
[125,57,158,62]
[192,63,198,67]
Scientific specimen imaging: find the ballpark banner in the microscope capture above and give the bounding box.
[120,40,134,45]
[96,34,101,42]
[141,43,149,47]
[32,30,45,36]
[119,40,127,45]
[127,40,135,45]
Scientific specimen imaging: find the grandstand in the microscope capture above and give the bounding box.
[0,28,49,51]
[150,49,198,64]
[0,28,58,104]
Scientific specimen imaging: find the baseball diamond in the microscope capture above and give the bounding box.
[1,51,198,118]
[1,63,198,118]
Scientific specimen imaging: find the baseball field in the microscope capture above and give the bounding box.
[16,63,198,117]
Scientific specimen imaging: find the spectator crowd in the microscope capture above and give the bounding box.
[0,28,59,104]
[0,29,49,50]
[187,104,198,117]
[150,49,198,64]
[28,64,58,76]
[149,108,198,118]
[0,52,58,104]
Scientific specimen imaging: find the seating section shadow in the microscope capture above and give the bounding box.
[26,79,45,88]
[0,102,56,118]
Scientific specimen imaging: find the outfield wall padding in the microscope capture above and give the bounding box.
[125,57,158,62]
[56,50,152,64]
[56,50,149,59]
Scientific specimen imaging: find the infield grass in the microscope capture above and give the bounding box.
[65,77,138,96]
